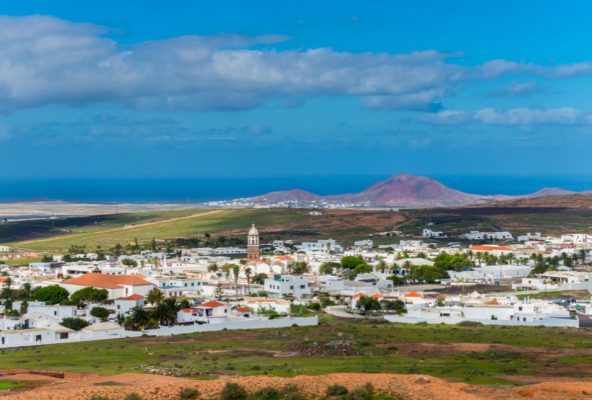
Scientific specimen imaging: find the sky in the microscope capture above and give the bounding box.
[1,1,592,179]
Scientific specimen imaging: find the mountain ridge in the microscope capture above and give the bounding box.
[241,174,587,207]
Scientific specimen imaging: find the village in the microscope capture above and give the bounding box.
[1,222,592,348]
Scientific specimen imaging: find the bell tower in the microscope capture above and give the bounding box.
[247,224,260,262]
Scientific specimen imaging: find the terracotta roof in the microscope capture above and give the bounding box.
[117,293,144,301]
[0,278,6,283]
[235,306,250,313]
[486,298,500,305]
[200,300,225,308]
[180,308,199,313]
[62,272,153,289]
[275,255,294,261]
[470,245,512,251]
[351,293,365,300]
[404,291,422,298]
[370,294,384,299]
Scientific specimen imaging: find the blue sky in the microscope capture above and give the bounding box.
[1,0,592,178]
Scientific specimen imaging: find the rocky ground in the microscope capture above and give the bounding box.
[1,371,592,400]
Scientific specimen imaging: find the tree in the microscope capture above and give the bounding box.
[251,273,267,285]
[348,263,373,280]
[121,258,138,267]
[356,296,381,312]
[290,261,309,275]
[70,287,108,305]
[214,284,224,300]
[376,258,388,273]
[19,300,28,315]
[244,267,252,295]
[154,298,180,326]
[319,262,340,275]
[232,265,240,296]
[146,288,164,305]
[33,285,70,305]
[90,306,110,321]
[341,255,366,270]
[208,264,219,273]
[41,254,53,262]
[21,282,32,299]
[126,306,154,330]
[381,299,406,315]
[61,317,90,331]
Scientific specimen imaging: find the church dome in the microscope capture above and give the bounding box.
[248,224,259,236]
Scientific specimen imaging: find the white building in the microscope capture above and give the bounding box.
[264,274,311,298]
[463,231,514,241]
[513,271,590,291]
[59,273,154,300]
[422,229,446,238]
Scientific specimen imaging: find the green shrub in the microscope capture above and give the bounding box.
[220,382,247,400]
[326,384,349,396]
[124,394,142,400]
[250,387,279,400]
[178,387,199,400]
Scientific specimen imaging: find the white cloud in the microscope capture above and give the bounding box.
[489,81,541,97]
[422,107,592,127]
[0,15,590,112]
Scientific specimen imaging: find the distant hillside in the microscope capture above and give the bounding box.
[331,174,485,207]
[475,192,592,208]
[527,187,577,198]
[242,173,588,208]
[247,189,320,203]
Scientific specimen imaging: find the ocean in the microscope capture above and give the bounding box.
[1,175,592,203]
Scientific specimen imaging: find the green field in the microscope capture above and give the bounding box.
[2,208,407,253]
[2,316,592,385]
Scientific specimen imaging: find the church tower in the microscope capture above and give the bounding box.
[247,224,260,262]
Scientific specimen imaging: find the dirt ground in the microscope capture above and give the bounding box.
[2,371,592,400]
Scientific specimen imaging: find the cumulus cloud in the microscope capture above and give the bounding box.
[478,60,592,78]
[488,81,542,97]
[0,15,590,112]
[421,107,592,127]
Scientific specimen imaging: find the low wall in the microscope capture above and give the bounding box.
[144,316,319,336]
[0,316,318,349]
[384,315,579,328]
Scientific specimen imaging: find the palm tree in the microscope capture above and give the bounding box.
[244,267,252,295]
[22,282,32,299]
[208,264,219,273]
[146,288,164,305]
[221,263,234,279]
[232,265,240,296]
[154,298,179,327]
[151,256,160,269]
[376,258,387,273]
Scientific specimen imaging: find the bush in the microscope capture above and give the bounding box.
[327,384,349,396]
[178,387,199,400]
[90,306,110,321]
[124,394,142,400]
[220,382,247,400]
[250,387,279,400]
[61,317,90,331]
[89,396,110,400]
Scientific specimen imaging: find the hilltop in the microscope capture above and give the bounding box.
[243,174,588,208]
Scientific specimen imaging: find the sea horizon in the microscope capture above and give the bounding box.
[1,174,592,203]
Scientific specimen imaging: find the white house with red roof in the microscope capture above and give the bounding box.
[59,272,154,300]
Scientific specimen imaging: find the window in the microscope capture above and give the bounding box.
[35,335,42,342]
[60,332,69,339]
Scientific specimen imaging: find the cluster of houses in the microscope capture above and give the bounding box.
[3,224,592,348]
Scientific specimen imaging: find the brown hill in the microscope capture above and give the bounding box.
[475,192,592,208]
[245,174,586,208]
[248,189,321,203]
[337,174,485,206]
